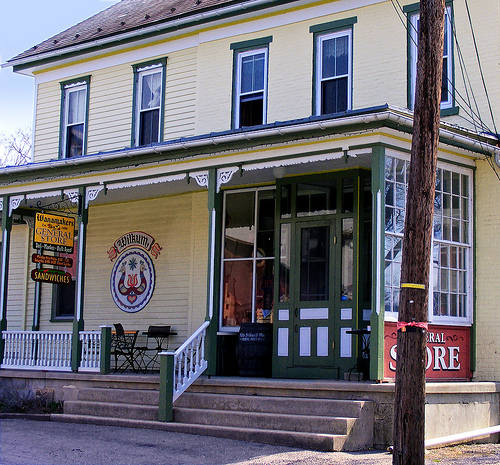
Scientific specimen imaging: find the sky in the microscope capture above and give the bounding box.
[0,0,120,143]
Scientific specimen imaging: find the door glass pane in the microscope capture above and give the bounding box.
[279,223,291,303]
[222,260,253,326]
[255,259,274,323]
[224,192,255,258]
[300,226,329,301]
[257,190,275,257]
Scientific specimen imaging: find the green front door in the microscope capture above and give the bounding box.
[292,220,335,369]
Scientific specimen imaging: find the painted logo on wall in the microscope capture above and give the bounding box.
[108,232,162,313]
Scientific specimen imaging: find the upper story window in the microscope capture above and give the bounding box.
[230,36,272,129]
[407,4,456,112]
[132,58,166,146]
[60,77,90,159]
[310,17,356,116]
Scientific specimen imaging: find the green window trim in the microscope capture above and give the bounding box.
[131,57,167,147]
[230,36,273,51]
[309,16,358,34]
[230,37,272,130]
[58,75,91,160]
[406,1,456,113]
[310,17,357,116]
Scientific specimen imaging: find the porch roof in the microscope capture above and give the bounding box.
[0,105,497,192]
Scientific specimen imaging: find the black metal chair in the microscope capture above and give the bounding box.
[143,325,176,370]
[111,323,138,372]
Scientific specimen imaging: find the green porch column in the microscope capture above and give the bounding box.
[0,196,13,363]
[370,146,386,381]
[99,325,112,374]
[71,187,88,372]
[205,168,220,376]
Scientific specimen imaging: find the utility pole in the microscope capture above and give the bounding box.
[392,1,445,464]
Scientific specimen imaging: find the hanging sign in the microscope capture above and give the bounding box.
[31,268,72,285]
[108,232,162,313]
[33,212,75,253]
[32,253,73,268]
[384,322,471,380]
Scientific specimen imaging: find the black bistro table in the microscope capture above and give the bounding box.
[346,328,371,380]
[139,325,177,371]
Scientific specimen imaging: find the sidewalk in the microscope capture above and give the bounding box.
[0,418,499,465]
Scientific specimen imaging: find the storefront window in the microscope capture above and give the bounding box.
[52,242,78,321]
[384,155,472,323]
[221,188,275,329]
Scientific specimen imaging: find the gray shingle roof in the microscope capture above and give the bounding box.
[9,0,242,63]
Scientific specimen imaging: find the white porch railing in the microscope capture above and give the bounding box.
[168,321,209,402]
[1,330,72,371]
[79,331,101,372]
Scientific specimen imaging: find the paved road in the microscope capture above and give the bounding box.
[1,419,499,465]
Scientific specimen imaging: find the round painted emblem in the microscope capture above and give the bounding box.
[110,248,155,313]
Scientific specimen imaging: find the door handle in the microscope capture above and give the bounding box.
[294,324,298,333]
[294,308,298,318]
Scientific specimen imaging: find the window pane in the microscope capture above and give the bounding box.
[241,53,265,93]
[257,190,275,258]
[224,192,255,258]
[239,93,263,127]
[322,38,336,79]
[255,259,274,322]
[335,35,348,75]
[342,177,354,213]
[139,109,159,145]
[279,223,291,303]
[141,72,161,110]
[300,226,329,301]
[66,124,84,158]
[67,89,86,125]
[280,185,291,219]
[222,260,253,326]
[341,218,353,301]
[321,77,348,114]
[297,183,336,216]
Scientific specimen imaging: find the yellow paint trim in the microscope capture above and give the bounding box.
[2,131,474,192]
[34,0,339,75]
[401,283,426,290]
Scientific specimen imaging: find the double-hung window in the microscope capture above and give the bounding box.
[408,4,455,111]
[132,59,166,146]
[311,18,356,116]
[231,37,272,129]
[60,77,90,158]
[384,153,473,324]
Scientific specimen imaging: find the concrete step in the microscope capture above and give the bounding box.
[76,387,159,405]
[51,414,348,451]
[173,407,355,434]
[176,392,367,417]
[64,400,158,421]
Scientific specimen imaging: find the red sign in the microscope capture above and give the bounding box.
[32,254,73,268]
[384,322,471,380]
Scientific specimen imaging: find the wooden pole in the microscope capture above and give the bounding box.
[392,1,445,464]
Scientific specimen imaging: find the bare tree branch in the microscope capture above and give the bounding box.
[0,128,32,167]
